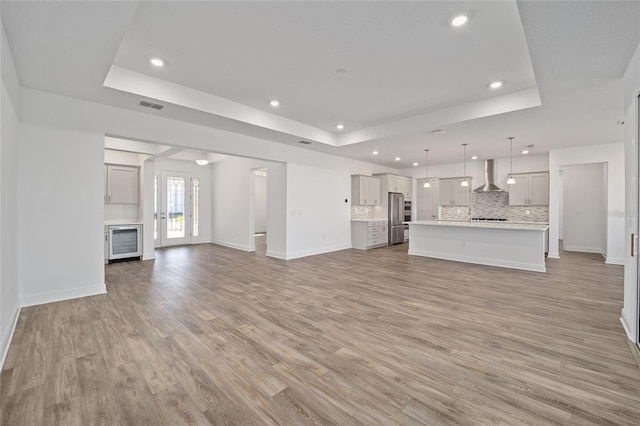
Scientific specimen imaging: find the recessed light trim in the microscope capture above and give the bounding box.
[372,151,379,155]
[413,162,419,167]
[489,81,503,89]
[522,150,529,154]
[471,155,478,160]
[395,157,401,161]
[270,100,280,107]
[336,124,344,130]
[451,14,468,27]
[150,57,164,67]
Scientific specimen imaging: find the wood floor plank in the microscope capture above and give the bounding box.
[75,352,122,425]
[2,239,640,424]
[42,398,84,426]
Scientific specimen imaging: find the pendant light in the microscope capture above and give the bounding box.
[507,137,516,184]
[195,153,210,166]
[423,149,431,188]
[460,144,469,187]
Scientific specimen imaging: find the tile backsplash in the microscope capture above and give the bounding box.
[440,192,549,222]
[351,206,373,220]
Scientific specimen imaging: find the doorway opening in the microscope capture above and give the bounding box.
[560,163,608,261]
[251,168,268,256]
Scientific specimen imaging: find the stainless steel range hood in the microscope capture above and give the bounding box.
[473,159,505,192]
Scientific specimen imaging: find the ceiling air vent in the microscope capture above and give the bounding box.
[139,100,165,110]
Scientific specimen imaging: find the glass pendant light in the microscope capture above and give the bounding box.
[460,144,469,187]
[195,153,210,166]
[423,149,431,188]
[507,137,516,184]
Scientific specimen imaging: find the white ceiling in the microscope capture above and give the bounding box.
[2,1,639,168]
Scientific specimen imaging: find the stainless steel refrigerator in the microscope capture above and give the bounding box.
[388,192,405,245]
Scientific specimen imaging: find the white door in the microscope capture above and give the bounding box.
[160,171,191,247]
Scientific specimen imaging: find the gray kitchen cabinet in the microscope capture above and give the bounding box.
[508,172,549,205]
[351,220,388,249]
[416,178,439,220]
[439,177,472,205]
[105,164,139,204]
[351,175,381,206]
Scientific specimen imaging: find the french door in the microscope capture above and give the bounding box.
[160,171,191,247]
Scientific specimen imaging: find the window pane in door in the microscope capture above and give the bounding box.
[193,178,199,237]
[167,176,185,239]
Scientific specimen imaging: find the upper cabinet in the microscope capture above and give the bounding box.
[508,172,549,205]
[374,174,412,200]
[416,178,439,220]
[351,175,381,206]
[439,177,472,206]
[105,164,139,204]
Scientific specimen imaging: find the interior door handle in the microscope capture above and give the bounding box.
[632,233,638,257]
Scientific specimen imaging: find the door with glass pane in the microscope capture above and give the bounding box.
[160,171,191,246]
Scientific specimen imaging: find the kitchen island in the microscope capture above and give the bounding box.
[405,220,549,272]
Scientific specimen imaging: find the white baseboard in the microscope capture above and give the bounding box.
[605,257,624,265]
[266,250,287,259]
[284,243,351,260]
[0,305,21,370]
[20,284,107,308]
[408,248,546,272]
[620,314,635,341]
[547,251,560,259]
[210,239,254,252]
[563,245,603,253]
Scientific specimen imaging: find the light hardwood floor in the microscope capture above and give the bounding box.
[2,242,639,425]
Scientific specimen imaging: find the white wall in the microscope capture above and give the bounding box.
[562,163,606,254]
[18,124,106,306]
[254,173,267,234]
[285,163,353,259]
[603,163,609,258]
[0,20,21,365]
[622,41,640,343]
[558,170,564,239]
[549,143,625,265]
[266,163,287,258]
[211,156,284,253]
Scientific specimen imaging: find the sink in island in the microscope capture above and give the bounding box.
[405,220,549,272]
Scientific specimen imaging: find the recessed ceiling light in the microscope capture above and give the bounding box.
[298,140,312,145]
[521,150,529,154]
[489,81,503,89]
[413,162,419,167]
[430,129,446,135]
[617,120,625,126]
[150,58,164,67]
[372,151,379,155]
[395,157,401,161]
[471,155,478,160]
[336,124,344,130]
[451,14,468,27]
[334,68,347,75]
[269,100,280,107]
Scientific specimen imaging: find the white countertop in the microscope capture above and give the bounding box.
[105,220,143,226]
[405,220,549,231]
[351,218,389,222]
